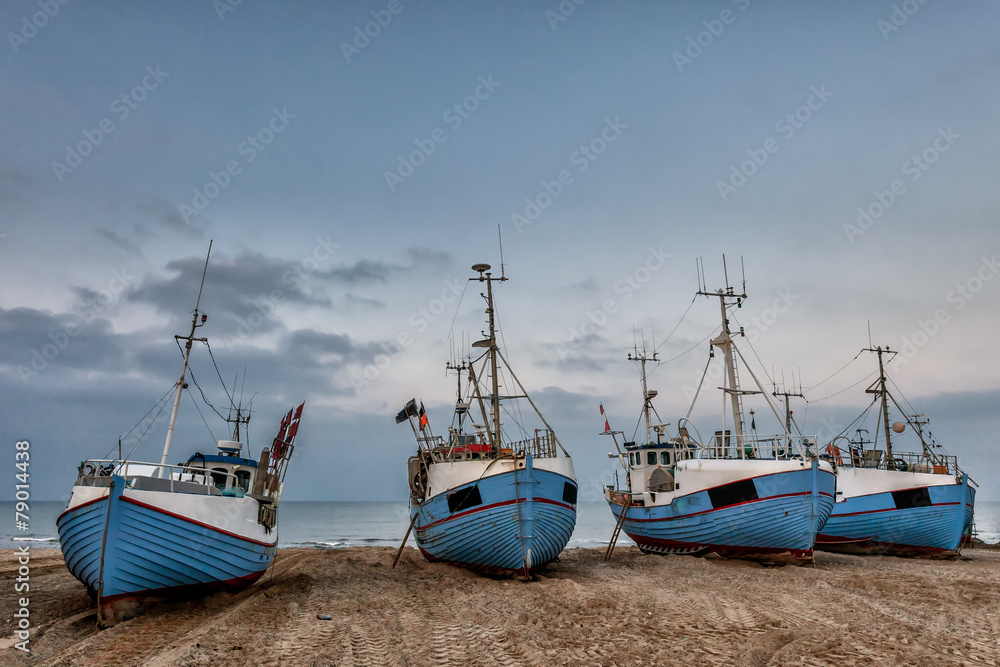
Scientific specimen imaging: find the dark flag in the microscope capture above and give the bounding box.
[419,403,428,429]
[395,398,418,424]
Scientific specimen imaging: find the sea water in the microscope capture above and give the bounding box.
[5,500,998,550]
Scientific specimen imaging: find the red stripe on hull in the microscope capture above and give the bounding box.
[57,494,109,523]
[616,490,824,523]
[416,547,550,578]
[814,536,959,558]
[418,496,574,530]
[632,535,813,564]
[99,568,268,604]
[831,501,961,519]
[120,495,277,548]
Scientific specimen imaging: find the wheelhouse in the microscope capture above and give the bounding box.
[183,440,260,497]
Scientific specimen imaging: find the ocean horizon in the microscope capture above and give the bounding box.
[7,500,999,551]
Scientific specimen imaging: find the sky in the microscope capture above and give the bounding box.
[1,1,998,504]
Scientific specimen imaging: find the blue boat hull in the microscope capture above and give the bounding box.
[609,463,835,563]
[817,475,972,556]
[412,457,577,576]
[57,476,276,605]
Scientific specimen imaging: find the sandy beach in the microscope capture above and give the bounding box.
[2,546,998,666]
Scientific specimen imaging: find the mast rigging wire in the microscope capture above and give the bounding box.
[120,392,175,462]
[653,294,698,354]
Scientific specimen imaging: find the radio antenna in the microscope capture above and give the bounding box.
[497,224,506,280]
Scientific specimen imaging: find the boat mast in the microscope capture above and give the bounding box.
[628,347,658,444]
[698,257,748,444]
[772,376,804,436]
[864,345,894,460]
[910,414,932,457]
[472,263,506,449]
[160,241,213,476]
[445,360,468,433]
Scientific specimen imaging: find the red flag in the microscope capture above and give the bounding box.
[419,403,428,429]
[276,409,292,442]
[287,420,299,439]
[600,403,610,433]
[293,402,304,420]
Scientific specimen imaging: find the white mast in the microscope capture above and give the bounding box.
[628,346,658,444]
[471,262,506,450]
[159,241,213,477]
[698,256,748,445]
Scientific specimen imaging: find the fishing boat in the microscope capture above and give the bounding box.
[816,345,975,557]
[604,264,836,564]
[56,242,304,624]
[396,263,577,577]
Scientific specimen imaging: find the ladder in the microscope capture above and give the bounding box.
[605,496,632,561]
[731,358,746,433]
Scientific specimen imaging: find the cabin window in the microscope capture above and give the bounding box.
[211,468,229,489]
[235,470,251,492]
[660,452,670,465]
[562,482,578,505]
[647,451,657,465]
[447,485,483,513]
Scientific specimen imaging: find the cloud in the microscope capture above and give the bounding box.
[96,227,143,253]
[0,307,120,381]
[287,328,382,362]
[135,197,203,238]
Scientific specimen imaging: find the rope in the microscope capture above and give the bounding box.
[121,391,174,462]
[654,325,720,367]
[108,385,176,459]
[730,312,775,388]
[805,350,863,392]
[188,389,218,443]
[447,278,470,336]
[206,341,236,411]
[807,370,878,403]
[685,355,713,420]
[832,396,879,442]
[654,294,698,353]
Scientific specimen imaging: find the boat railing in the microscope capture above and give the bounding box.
[507,429,557,459]
[832,448,960,474]
[75,459,237,495]
[697,433,816,461]
[424,428,559,462]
